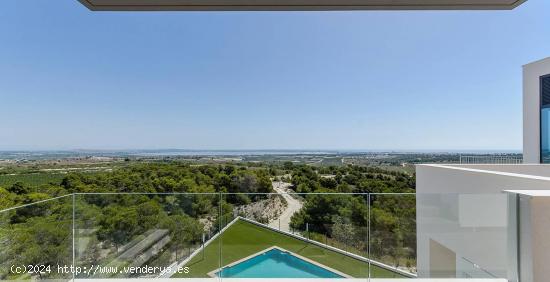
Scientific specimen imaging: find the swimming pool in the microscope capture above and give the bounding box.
[214,247,346,278]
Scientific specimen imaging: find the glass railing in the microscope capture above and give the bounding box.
[369,193,416,277]
[0,195,73,281]
[0,192,516,281]
[73,193,221,279]
[416,193,517,280]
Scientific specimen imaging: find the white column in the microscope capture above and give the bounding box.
[523,57,550,164]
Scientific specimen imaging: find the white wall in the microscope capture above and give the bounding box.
[416,164,550,280]
[416,165,550,194]
[448,164,550,178]
[523,57,550,164]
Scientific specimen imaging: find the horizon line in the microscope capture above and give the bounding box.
[0,148,523,153]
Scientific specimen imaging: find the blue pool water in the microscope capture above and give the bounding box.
[216,248,344,278]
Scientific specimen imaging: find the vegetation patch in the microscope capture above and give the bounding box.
[0,173,65,188]
[176,219,406,278]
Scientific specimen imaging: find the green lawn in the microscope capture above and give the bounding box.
[174,219,406,278]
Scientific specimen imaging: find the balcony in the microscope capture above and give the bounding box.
[0,191,515,282]
[417,164,550,282]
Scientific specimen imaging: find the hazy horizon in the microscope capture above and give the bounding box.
[0,148,522,154]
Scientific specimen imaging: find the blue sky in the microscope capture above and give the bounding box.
[1,0,549,151]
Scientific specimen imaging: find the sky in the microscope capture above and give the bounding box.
[0,0,549,151]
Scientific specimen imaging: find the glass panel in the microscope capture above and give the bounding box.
[541,74,550,163]
[368,193,417,278]
[74,193,220,280]
[1,191,521,281]
[415,193,511,279]
[218,193,370,280]
[0,195,73,281]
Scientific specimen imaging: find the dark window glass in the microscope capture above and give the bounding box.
[541,75,550,163]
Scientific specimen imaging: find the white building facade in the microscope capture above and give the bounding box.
[417,57,550,282]
[524,57,550,164]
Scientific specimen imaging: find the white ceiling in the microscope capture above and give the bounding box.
[78,0,526,11]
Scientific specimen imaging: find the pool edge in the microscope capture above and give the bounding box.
[207,246,353,279]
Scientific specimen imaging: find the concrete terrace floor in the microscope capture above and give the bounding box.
[173,220,405,279]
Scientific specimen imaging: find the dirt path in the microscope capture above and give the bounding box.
[268,181,303,232]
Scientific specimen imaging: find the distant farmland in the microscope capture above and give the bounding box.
[0,173,66,187]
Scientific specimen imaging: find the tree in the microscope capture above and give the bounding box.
[331,216,355,248]
[8,182,30,195]
[161,214,203,259]
[290,193,355,234]
[0,187,14,210]
[97,206,139,251]
[2,216,71,279]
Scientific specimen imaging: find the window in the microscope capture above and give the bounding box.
[541,75,550,163]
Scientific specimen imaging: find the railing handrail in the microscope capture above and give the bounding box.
[0,192,417,213]
[459,155,523,164]
[0,193,72,213]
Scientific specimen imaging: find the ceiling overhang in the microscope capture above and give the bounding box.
[78,0,527,11]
